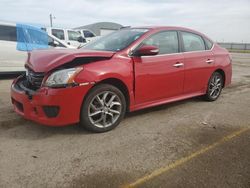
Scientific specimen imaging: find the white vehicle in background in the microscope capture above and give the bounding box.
[45,27,86,47]
[0,21,75,74]
[75,29,100,42]
[48,34,75,49]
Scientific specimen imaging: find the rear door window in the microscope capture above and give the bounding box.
[0,25,17,41]
[181,32,205,52]
[52,29,65,40]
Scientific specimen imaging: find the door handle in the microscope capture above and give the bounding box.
[206,59,214,64]
[173,63,184,68]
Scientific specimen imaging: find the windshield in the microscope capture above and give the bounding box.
[83,28,149,52]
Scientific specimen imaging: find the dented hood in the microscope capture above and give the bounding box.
[25,49,115,72]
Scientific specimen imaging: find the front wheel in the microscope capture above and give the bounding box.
[204,72,223,101]
[80,84,126,133]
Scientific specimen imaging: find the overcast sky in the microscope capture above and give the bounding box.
[0,0,250,42]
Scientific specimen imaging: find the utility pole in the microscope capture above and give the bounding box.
[49,14,56,27]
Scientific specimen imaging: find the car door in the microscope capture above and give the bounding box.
[132,31,184,104]
[180,31,215,94]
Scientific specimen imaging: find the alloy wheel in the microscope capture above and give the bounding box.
[208,74,222,99]
[88,91,122,128]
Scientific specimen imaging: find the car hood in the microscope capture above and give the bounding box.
[25,49,115,72]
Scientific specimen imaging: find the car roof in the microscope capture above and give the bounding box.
[131,26,212,41]
[133,26,198,32]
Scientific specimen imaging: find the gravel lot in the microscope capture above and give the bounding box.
[0,53,250,188]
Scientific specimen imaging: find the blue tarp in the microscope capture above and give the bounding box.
[16,23,48,51]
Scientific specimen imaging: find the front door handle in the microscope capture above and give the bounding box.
[173,63,184,68]
[206,59,214,64]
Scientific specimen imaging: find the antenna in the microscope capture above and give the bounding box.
[49,14,56,27]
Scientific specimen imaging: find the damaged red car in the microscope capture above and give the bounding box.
[11,26,232,132]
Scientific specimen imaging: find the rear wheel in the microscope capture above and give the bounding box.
[80,84,126,133]
[204,72,223,101]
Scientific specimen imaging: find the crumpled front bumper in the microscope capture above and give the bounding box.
[11,75,92,126]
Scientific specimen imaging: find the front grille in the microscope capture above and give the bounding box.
[27,69,45,90]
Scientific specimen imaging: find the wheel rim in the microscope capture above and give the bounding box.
[88,91,122,128]
[208,74,222,99]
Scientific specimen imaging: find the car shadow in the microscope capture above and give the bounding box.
[1,96,206,140]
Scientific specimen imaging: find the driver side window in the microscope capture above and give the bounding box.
[142,31,179,54]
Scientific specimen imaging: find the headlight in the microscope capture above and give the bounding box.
[44,67,83,88]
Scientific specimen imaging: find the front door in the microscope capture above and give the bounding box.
[133,31,184,104]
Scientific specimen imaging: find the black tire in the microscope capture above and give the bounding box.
[204,72,223,101]
[80,84,126,133]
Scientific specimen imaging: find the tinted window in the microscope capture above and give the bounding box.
[0,25,17,41]
[204,38,213,50]
[83,28,148,52]
[83,30,95,38]
[181,32,205,52]
[68,30,81,41]
[142,31,179,54]
[52,29,65,40]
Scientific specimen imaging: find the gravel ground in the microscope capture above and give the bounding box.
[0,53,250,188]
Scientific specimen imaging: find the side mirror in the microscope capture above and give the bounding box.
[53,40,59,47]
[135,45,159,56]
[48,40,59,47]
[77,36,86,43]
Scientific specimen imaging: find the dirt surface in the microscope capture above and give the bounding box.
[0,53,250,188]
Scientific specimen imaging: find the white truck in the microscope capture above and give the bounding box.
[45,27,86,47]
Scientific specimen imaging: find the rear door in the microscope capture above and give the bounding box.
[133,31,184,104]
[180,31,214,94]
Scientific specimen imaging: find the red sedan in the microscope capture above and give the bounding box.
[11,26,232,132]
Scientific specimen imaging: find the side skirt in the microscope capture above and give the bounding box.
[129,91,205,112]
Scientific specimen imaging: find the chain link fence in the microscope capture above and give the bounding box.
[218,42,250,50]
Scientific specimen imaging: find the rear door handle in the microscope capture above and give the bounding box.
[173,63,184,68]
[206,59,214,64]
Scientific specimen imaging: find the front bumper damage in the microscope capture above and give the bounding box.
[11,75,92,126]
